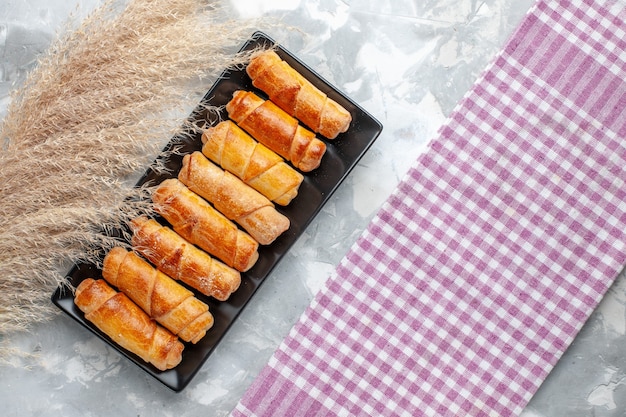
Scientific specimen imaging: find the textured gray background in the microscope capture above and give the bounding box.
[1,1,625,416]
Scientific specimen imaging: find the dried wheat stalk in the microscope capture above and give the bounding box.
[0,0,271,342]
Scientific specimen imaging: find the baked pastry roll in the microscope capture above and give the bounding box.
[246,49,352,139]
[130,216,241,301]
[74,278,184,371]
[179,151,290,245]
[152,178,259,272]
[102,247,214,344]
[202,120,303,206]
[226,90,326,172]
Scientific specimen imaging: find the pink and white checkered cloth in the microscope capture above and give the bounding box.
[232,0,626,415]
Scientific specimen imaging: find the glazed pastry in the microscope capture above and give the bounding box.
[74,278,184,371]
[202,120,304,206]
[102,247,214,344]
[179,152,290,245]
[226,90,326,172]
[130,216,241,301]
[246,49,352,139]
[152,178,259,272]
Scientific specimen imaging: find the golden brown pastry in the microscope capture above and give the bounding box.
[102,247,214,344]
[226,90,327,172]
[130,216,241,301]
[179,152,290,245]
[152,178,259,272]
[202,120,304,206]
[246,50,352,139]
[74,278,184,371]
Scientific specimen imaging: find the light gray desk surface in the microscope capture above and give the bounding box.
[1,1,625,416]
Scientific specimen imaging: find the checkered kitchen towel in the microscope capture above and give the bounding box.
[232,0,626,415]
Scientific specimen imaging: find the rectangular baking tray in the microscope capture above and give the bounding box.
[52,31,383,392]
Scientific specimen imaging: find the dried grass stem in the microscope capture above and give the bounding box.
[0,0,271,342]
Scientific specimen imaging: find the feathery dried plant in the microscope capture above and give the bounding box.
[0,0,271,342]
